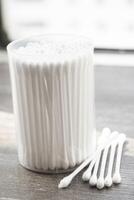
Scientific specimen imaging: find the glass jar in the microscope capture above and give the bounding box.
[7,34,96,173]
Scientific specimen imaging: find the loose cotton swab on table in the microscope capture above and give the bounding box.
[89,150,102,186]
[82,158,96,182]
[96,146,109,189]
[112,134,126,184]
[58,128,111,189]
[104,132,123,187]
[58,129,126,189]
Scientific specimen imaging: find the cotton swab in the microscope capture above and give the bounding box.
[58,128,111,189]
[82,128,111,182]
[89,150,102,186]
[97,131,119,189]
[82,158,96,181]
[96,146,109,189]
[112,134,126,184]
[104,132,120,187]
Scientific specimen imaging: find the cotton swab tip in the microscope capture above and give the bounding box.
[102,127,111,134]
[58,177,71,189]
[112,131,119,137]
[89,175,97,186]
[113,173,122,184]
[96,178,105,189]
[98,127,111,147]
[104,176,113,187]
[82,172,91,182]
[119,133,126,142]
[102,127,111,137]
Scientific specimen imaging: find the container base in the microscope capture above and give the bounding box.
[19,162,79,174]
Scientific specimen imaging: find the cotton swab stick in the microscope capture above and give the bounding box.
[82,128,111,182]
[112,134,126,184]
[58,128,111,189]
[104,132,121,187]
[82,158,96,181]
[89,150,102,186]
[97,131,119,189]
[96,146,109,189]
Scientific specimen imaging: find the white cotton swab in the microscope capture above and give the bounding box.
[82,158,96,181]
[112,134,126,184]
[104,132,121,187]
[82,128,111,182]
[97,131,119,189]
[89,150,102,186]
[96,146,109,189]
[58,127,111,189]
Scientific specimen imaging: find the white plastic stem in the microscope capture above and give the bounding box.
[58,128,111,188]
[113,134,126,184]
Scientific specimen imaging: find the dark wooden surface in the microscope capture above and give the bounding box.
[0,53,134,200]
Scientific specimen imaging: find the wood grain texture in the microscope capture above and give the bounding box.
[0,57,134,199]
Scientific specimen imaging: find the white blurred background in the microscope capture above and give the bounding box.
[1,0,134,49]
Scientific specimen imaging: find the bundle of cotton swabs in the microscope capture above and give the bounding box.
[58,128,126,190]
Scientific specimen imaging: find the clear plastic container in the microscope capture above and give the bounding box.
[7,34,96,173]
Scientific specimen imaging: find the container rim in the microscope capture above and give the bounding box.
[7,33,94,58]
